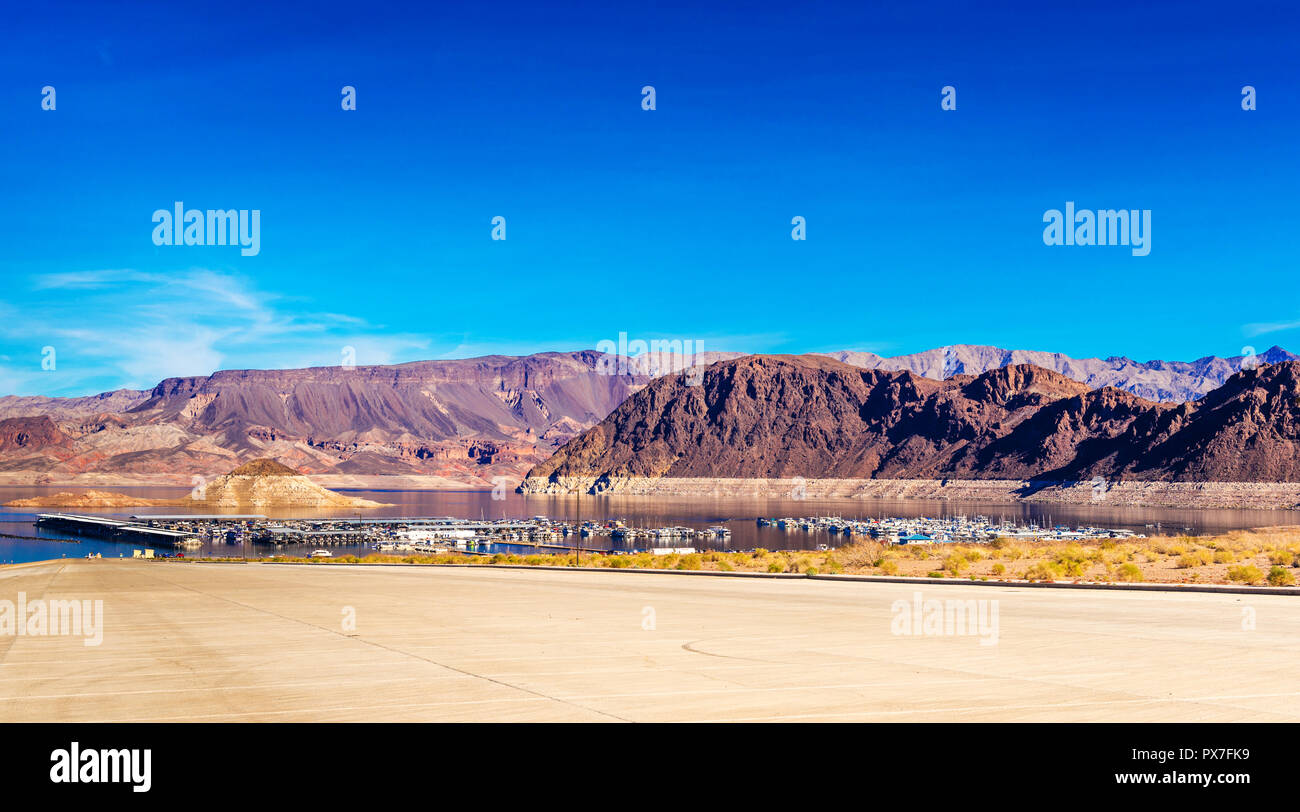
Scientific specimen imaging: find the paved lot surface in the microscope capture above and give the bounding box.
[1,559,1298,722]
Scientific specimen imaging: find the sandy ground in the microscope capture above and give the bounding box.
[2,560,1298,722]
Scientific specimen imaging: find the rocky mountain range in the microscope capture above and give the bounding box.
[819,344,1297,402]
[522,354,1300,490]
[0,352,654,486]
[0,344,1293,487]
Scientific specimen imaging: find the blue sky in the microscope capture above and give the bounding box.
[1,0,1296,396]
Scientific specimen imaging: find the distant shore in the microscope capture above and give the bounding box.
[518,476,1300,511]
[0,472,496,491]
[4,473,1299,511]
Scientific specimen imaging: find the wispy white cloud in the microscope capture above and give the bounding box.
[1243,319,1300,338]
[0,272,799,397]
[0,269,433,396]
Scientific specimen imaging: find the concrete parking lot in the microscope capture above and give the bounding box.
[1,559,1297,722]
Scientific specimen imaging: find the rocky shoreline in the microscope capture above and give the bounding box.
[517,475,1300,511]
[7,472,1299,511]
[0,472,496,490]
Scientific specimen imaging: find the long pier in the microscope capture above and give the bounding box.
[36,514,200,548]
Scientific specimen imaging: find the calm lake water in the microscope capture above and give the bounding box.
[1,486,1296,565]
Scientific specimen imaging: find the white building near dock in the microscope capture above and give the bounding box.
[398,529,476,541]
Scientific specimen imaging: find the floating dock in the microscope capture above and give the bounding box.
[36,514,201,548]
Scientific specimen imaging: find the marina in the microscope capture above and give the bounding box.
[30,510,1145,559]
[757,514,1146,544]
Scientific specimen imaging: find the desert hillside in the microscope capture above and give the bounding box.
[522,355,1300,491]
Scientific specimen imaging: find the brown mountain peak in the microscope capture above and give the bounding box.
[961,363,1091,400]
[226,458,301,477]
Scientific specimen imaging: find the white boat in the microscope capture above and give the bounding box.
[309,549,333,558]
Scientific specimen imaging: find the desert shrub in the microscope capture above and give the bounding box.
[836,540,884,569]
[878,558,900,576]
[1267,549,1293,566]
[1178,549,1213,568]
[1023,561,1061,582]
[1053,545,1090,577]
[927,571,944,578]
[1116,563,1144,582]
[1227,565,1264,585]
[767,561,784,573]
[1267,566,1294,586]
[1213,550,1235,564]
[991,563,1006,575]
[1101,549,1126,566]
[943,553,969,575]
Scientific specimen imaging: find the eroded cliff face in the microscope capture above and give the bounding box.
[0,416,71,453]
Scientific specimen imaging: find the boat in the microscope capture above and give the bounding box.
[309,549,333,558]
